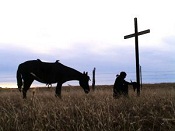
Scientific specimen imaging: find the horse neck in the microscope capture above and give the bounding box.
[68,69,83,81]
[61,64,82,81]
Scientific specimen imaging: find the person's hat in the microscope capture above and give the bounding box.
[120,71,126,77]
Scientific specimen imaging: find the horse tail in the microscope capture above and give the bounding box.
[16,64,23,92]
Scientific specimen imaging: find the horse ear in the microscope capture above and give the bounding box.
[83,71,85,74]
[86,72,88,75]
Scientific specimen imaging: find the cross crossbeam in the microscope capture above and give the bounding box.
[124,29,150,39]
[124,18,150,96]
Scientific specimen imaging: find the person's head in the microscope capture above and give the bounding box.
[120,71,127,79]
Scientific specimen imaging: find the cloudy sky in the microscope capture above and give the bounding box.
[0,0,175,87]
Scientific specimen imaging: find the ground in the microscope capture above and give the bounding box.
[0,83,175,131]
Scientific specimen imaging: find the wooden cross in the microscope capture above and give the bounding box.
[124,17,150,96]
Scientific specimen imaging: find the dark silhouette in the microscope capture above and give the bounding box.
[92,67,96,91]
[113,71,139,98]
[124,17,150,96]
[17,59,90,99]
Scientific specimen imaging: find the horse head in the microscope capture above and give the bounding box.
[79,72,90,94]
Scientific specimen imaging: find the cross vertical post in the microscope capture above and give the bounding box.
[124,17,150,96]
[134,18,140,96]
[92,67,96,91]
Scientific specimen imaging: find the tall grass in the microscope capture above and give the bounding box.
[0,84,175,131]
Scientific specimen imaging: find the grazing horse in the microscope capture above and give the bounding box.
[16,59,90,98]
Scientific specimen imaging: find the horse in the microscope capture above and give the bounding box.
[16,59,90,99]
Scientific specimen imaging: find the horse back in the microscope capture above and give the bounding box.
[18,60,62,83]
[18,60,79,84]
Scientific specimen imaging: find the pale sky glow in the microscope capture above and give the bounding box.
[0,0,175,87]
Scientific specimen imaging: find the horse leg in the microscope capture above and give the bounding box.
[23,78,34,99]
[55,82,62,98]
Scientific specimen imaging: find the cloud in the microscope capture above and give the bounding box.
[0,41,136,73]
[0,0,175,85]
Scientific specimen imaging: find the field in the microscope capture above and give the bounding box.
[0,83,175,131]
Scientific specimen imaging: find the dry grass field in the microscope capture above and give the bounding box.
[0,83,175,131]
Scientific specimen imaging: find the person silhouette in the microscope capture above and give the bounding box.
[113,71,132,98]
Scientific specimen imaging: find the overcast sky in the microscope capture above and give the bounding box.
[0,0,175,87]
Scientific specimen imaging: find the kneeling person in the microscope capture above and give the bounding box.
[113,71,132,98]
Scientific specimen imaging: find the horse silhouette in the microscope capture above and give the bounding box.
[17,59,90,98]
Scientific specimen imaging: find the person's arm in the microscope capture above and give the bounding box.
[124,80,132,85]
